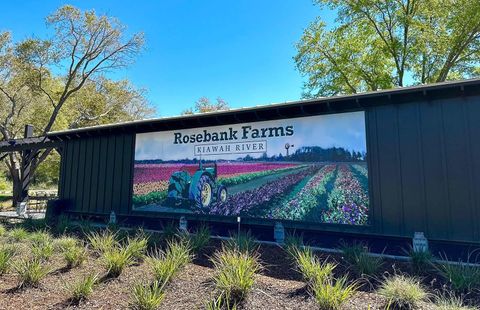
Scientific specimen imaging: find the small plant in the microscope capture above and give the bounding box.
[224,231,258,254]
[32,239,55,261]
[340,242,383,276]
[126,234,149,262]
[406,247,433,274]
[23,218,48,231]
[0,223,6,236]
[161,221,179,242]
[14,258,51,287]
[54,214,72,234]
[130,280,166,310]
[205,292,238,310]
[436,255,480,292]
[185,225,211,253]
[87,229,119,255]
[54,236,79,251]
[66,273,98,302]
[312,276,358,310]
[378,275,428,309]
[211,247,261,302]
[283,232,304,258]
[29,230,53,245]
[8,227,29,242]
[0,246,15,275]
[64,245,88,268]
[434,294,478,310]
[292,246,336,286]
[102,245,134,277]
[148,240,192,284]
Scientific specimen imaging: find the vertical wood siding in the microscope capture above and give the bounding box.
[59,94,480,243]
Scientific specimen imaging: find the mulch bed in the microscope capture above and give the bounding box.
[0,235,477,309]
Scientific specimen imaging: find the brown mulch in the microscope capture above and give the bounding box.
[0,237,474,309]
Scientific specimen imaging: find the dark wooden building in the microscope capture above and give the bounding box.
[48,79,480,245]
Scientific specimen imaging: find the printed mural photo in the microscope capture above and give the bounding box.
[132,111,369,225]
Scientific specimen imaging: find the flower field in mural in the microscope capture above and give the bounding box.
[132,161,369,225]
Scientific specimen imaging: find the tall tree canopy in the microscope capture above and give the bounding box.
[182,97,230,115]
[295,0,480,97]
[0,5,153,204]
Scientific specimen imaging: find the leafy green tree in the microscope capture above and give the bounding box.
[295,0,480,97]
[0,5,152,206]
[182,97,230,115]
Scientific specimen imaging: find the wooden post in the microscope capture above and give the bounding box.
[20,124,34,206]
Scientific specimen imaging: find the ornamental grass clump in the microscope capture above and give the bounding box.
[184,224,211,253]
[311,276,358,310]
[54,236,79,251]
[292,246,336,286]
[31,238,55,261]
[0,224,6,236]
[148,240,192,285]
[211,247,261,302]
[340,243,383,276]
[378,275,428,309]
[66,273,98,302]
[126,234,149,263]
[283,232,304,259]
[436,255,480,293]
[130,280,166,310]
[14,258,51,287]
[407,247,433,274]
[28,230,52,245]
[8,227,29,242]
[0,246,15,275]
[64,245,88,268]
[102,245,134,278]
[224,231,258,254]
[434,294,478,310]
[87,229,119,255]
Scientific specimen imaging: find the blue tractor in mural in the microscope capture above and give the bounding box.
[166,162,228,209]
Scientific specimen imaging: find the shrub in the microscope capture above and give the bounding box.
[32,239,55,261]
[184,225,211,253]
[378,275,428,309]
[0,246,15,275]
[224,231,258,254]
[148,240,192,284]
[87,230,119,255]
[64,245,88,268]
[407,248,433,274]
[434,294,478,310]
[66,273,98,302]
[8,227,29,242]
[211,248,261,301]
[126,235,149,262]
[436,257,480,292]
[14,258,51,287]
[102,245,134,278]
[130,280,166,310]
[292,247,336,286]
[312,276,358,310]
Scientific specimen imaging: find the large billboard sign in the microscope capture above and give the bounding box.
[132,111,369,225]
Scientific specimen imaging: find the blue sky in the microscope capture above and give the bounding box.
[0,0,334,117]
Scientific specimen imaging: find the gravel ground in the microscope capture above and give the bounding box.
[0,237,476,309]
